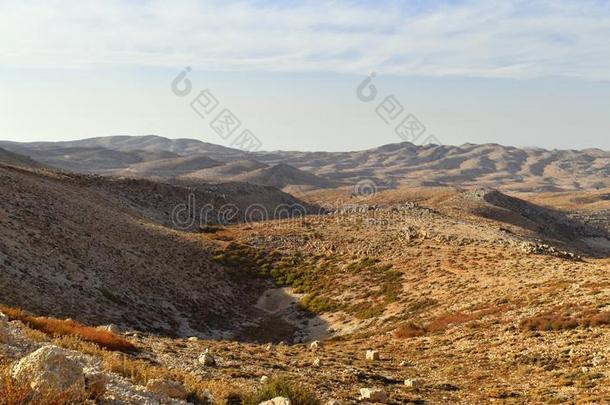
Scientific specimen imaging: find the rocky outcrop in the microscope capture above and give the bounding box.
[11,346,85,400]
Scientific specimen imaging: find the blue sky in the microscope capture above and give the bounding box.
[1,0,609,151]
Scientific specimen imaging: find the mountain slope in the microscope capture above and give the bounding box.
[0,147,44,168]
[0,163,319,336]
[2,136,609,191]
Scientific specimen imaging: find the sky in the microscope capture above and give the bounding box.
[0,0,609,151]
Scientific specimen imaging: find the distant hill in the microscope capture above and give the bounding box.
[116,154,223,178]
[230,163,335,189]
[0,147,44,168]
[2,135,609,191]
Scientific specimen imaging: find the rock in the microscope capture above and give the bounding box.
[261,375,270,384]
[85,372,107,398]
[199,349,216,366]
[259,397,292,405]
[0,311,7,322]
[187,336,199,342]
[265,343,274,351]
[404,378,423,388]
[96,324,120,334]
[0,321,9,344]
[365,350,380,361]
[359,388,387,403]
[11,345,85,400]
[398,361,407,367]
[146,378,189,400]
[310,341,321,351]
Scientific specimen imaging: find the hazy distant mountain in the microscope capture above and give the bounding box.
[2,135,609,191]
[116,154,223,178]
[0,147,44,168]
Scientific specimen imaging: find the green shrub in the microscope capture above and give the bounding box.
[244,376,320,405]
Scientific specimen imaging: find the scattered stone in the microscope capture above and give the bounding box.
[365,350,380,361]
[11,345,85,401]
[259,397,292,405]
[0,321,9,344]
[85,372,107,398]
[199,349,216,366]
[261,375,270,384]
[96,324,120,334]
[310,341,321,351]
[404,378,423,388]
[359,388,387,403]
[146,378,189,400]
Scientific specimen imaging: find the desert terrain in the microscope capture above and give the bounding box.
[1,137,609,404]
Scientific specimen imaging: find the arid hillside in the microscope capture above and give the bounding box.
[3,136,608,192]
[1,145,610,404]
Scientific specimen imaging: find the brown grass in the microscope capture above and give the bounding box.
[0,305,136,352]
[521,305,610,331]
[393,322,427,338]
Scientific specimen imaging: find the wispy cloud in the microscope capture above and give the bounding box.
[1,0,610,79]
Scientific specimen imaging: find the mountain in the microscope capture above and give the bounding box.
[0,147,44,168]
[2,136,609,192]
[229,163,336,189]
[115,154,223,178]
[182,161,335,190]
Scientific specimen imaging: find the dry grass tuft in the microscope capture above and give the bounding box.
[0,305,136,352]
[393,322,427,339]
[521,305,610,331]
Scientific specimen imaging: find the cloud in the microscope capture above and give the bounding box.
[1,0,610,79]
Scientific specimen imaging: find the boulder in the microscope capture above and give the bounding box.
[96,324,120,334]
[259,397,292,405]
[404,378,423,388]
[11,346,85,400]
[146,378,189,400]
[85,372,108,398]
[359,388,387,403]
[199,349,216,366]
[0,321,9,344]
[365,350,380,361]
[260,375,270,384]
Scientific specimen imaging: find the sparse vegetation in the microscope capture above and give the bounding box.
[521,305,610,331]
[0,305,136,352]
[243,376,320,405]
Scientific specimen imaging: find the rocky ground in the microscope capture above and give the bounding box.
[1,159,610,404]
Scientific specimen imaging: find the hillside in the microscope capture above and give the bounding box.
[0,147,44,168]
[0,163,321,337]
[3,136,608,192]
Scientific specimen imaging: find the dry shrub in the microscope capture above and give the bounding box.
[393,322,427,339]
[243,376,319,405]
[0,305,136,352]
[521,304,610,331]
[103,354,238,404]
